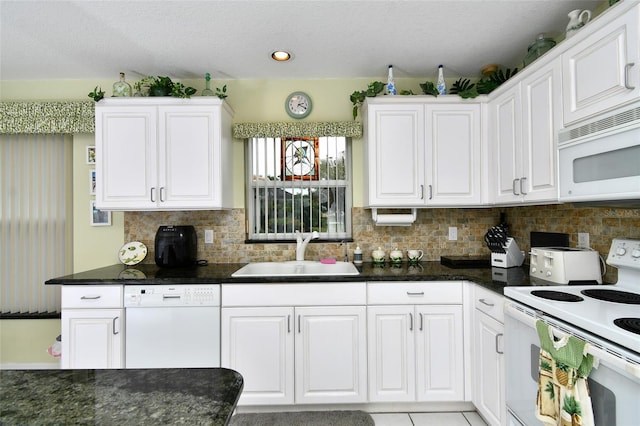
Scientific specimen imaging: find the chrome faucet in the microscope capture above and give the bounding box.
[295,230,319,261]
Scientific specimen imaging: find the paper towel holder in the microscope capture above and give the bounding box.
[371,208,417,226]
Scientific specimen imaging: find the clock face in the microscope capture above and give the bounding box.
[286,92,312,119]
[285,139,315,177]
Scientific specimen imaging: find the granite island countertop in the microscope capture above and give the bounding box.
[0,368,243,426]
[45,261,533,294]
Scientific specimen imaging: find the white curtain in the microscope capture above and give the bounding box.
[0,134,72,314]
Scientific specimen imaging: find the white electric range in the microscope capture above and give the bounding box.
[503,238,640,426]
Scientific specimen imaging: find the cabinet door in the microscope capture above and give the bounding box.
[474,310,505,426]
[367,305,415,402]
[61,309,124,369]
[158,106,220,209]
[95,106,157,209]
[562,6,639,125]
[490,86,523,204]
[415,305,464,401]
[365,103,426,206]
[426,104,481,205]
[295,306,367,404]
[221,307,294,405]
[521,60,561,203]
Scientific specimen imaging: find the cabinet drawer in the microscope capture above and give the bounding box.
[367,281,463,305]
[222,282,366,307]
[62,285,123,309]
[474,285,504,323]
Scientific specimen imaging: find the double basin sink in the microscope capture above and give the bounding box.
[231,260,360,277]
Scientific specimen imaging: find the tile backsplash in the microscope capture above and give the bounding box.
[125,204,639,283]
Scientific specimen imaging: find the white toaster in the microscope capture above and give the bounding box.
[529,247,602,284]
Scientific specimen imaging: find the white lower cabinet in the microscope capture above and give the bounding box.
[367,282,465,402]
[221,283,367,405]
[61,285,124,369]
[473,286,506,426]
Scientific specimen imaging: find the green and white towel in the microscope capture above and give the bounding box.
[535,320,597,426]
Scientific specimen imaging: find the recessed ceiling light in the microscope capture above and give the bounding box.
[271,50,292,61]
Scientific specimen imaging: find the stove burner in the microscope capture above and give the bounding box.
[581,289,640,304]
[614,318,640,335]
[531,290,584,302]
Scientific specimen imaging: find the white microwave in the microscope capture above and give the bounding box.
[559,102,640,203]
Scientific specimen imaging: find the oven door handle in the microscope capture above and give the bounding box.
[505,302,640,380]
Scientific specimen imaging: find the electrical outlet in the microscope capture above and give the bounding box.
[448,226,458,241]
[578,232,589,248]
[205,229,214,244]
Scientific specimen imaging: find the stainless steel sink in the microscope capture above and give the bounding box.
[231,261,360,277]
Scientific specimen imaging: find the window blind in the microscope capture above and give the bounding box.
[1,134,72,314]
[246,136,352,241]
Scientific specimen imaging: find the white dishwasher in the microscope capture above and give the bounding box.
[124,284,220,368]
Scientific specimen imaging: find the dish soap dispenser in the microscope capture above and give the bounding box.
[353,245,363,265]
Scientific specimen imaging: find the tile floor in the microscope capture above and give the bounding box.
[370,411,487,426]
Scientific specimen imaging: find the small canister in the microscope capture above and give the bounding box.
[523,34,556,67]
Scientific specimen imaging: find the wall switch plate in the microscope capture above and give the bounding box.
[578,232,589,248]
[448,226,458,241]
[204,229,214,244]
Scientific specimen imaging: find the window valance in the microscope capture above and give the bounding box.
[0,101,95,134]
[233,121,362,139]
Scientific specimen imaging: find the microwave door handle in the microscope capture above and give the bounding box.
[625,62,635,90]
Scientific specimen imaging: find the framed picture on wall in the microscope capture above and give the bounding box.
[90,200,111,226]
[89,169,96,195]
[86,146,96,164]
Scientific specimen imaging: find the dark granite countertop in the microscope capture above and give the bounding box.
[0,368,243,426]
[46,261,533,295]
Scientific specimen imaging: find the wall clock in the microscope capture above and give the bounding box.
[281,137,319,180]
[285,91,312,119]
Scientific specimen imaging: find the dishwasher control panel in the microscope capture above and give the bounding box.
[124,284,220,307]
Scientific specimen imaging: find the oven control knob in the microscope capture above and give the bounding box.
[616,247,627,256]
[632,249,640,258]
[531,267,537,273]
[546,271,552,277]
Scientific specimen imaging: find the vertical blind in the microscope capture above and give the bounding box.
[246,136,352,241]
[1,134,72,314]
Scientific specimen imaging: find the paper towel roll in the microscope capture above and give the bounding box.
[371,209,417,226]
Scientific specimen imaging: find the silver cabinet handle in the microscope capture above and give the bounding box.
[496,333,504,354]
[419,313,423,331]
[512,178,520,195]
[150,187,156,202]
[420,184,424,200]
[113,316,119,335]
[625,62,636,90]
[287,315,291,333]
[298,315,301,333]
[409,312,413,331]
[479,298,495,307]
[428,184,433,200]
[406,291,425,296]
[159,187,165,202]
[80,295,101,300]
[520,177,528,195]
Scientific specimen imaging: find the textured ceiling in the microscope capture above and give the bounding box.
[1,0,604,82]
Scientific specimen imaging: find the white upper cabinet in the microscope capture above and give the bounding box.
[364,102,426,206]
[562,2,639,125]
[95,98,234,211]
[489,58,561,205]
[364,97,482,208]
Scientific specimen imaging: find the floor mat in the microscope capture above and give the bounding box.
[228,410,375,426]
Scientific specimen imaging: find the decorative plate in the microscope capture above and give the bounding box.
[118,241,147,265]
